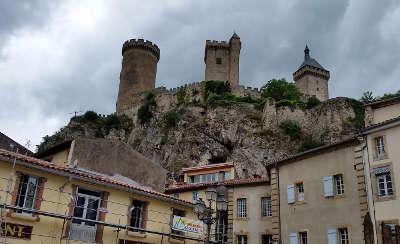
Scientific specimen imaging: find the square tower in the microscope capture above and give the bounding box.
[204,33,241,87]
[293,46,330,101]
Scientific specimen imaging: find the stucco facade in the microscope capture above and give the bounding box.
[268,140,365,244]
[0,149,200,244]
[362,97,400,243]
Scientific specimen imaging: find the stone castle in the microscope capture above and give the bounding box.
[116,33,330,115]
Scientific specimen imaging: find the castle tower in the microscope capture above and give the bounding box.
[116,39,160,114]
[293,45,330,101]
[204,33,241,87]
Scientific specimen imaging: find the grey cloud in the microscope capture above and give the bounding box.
[0,0,400,149]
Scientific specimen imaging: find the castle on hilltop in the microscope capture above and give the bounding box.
[116,34,330,115]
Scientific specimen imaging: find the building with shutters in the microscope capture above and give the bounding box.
[0,148,202,244]
[165,162,272,244]
[266,138,366,244]
[361,96,400,244]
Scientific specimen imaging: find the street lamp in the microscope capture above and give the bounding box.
[195,186,228,244]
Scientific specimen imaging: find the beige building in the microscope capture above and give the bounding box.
[293,46,330,101]
[361,96,400,243]
[165,163,272,244]
[267,138,366,244]
[204,33,241,87]
[0,148,202,243]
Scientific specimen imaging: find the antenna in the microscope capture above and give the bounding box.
[68,110,83,117]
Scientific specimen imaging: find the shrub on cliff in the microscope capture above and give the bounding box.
[164,109,180,128]
[305,96,321,109]
[279,119,302,140]
[260,79,302,107]
[202,80,231,100]
[138,92,156,124]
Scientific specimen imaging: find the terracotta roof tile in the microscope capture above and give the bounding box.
[0,148,191,206]
[164,177,269,193]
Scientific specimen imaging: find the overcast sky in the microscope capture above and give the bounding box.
[1,0,400,151]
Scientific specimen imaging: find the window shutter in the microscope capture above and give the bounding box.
[327,229,337,244]
[287,184,295,204]
[323,176,334,197]
[289,233,298,244]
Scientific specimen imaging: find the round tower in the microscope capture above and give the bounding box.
[116,39,160,114]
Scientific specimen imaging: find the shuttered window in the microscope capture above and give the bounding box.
[323,176,334,197]
[289,233,297,244]
[327,229,337,244]
[287,185,295,204]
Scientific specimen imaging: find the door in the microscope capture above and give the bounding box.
[363,213,374,244]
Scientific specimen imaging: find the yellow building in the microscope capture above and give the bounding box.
[362,96,400,244]
[165,163,271,244]
[0,148,203,244]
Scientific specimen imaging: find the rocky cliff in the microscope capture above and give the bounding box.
[37,87,363,182]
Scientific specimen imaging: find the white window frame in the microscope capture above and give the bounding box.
[296,183,304,202]
[16,174,39,212]
[237,235,247,244]
[299,231,307,244]
[338,228,349,244]
[377,172,393,196]
[130,199,145,231]
[237,198,247,218]
[261,197,272,217]
[334,174,345,195]
[375,136,386,159]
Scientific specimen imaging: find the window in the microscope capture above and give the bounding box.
[296,183,304,201]
[216,58,222,64]
[334,174,345,195]
[377,172,393,196]
[262,234,273,244]
[338,228,349,244]
[237,198,247,218]
[173,193,180,199]
[130,199,145,231]
[299,231,308,244]
[237,235,247,244]
[224,172,231,180]
[191,173,218,184]
[375,136,386,159]
[16,174,39,212]
[192,191,199,202]
[216,210,228,243]
[261,197,272,217]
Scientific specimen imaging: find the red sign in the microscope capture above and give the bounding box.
[0,222,33,239]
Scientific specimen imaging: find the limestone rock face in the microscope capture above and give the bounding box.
[128,97,360,179]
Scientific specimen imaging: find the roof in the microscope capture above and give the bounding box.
[0,132,32,155]
[0,148,192,207]
[182,162,234,174]
[363,95,400,109]
[164,177,269,194]
[35,140,73,158]
[362,116,400,134]
[295,46,328,72]
[265,137,359,168]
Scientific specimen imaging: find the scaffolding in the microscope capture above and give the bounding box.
[0,154,208,244]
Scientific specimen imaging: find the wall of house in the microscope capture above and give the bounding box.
[370,104,400,125]
[366,125,400,243]
[0,159,198,244]
[278,145,364,244]
[232,184,272,244]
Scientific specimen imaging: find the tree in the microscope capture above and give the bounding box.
[260,78,302,104]
[360,91,375,103]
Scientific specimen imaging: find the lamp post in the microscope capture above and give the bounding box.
[194,186,228,244]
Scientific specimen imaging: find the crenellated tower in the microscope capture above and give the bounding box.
[293,45,330,101]
[204,33,241,87]
[116,39,160,114]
